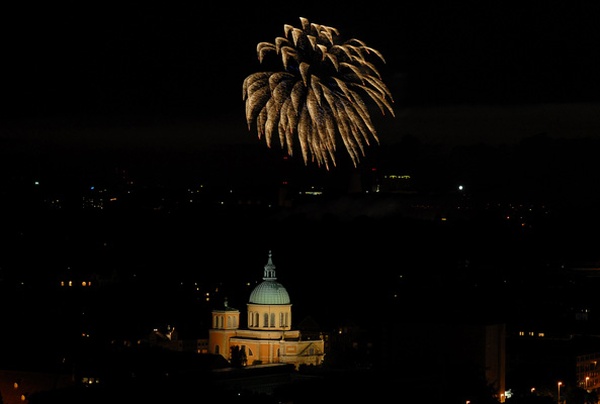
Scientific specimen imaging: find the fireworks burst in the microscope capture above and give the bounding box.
[242,17,395,169]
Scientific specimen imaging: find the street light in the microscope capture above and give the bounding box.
[558,381,562,404]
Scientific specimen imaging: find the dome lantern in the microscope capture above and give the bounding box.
[248,251,291,305]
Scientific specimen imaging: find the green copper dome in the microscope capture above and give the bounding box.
[248,251,291,305]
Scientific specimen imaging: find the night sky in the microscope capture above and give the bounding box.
[3,3,600,145]
[3,6,600,399]
[2,3,600,363]
[0,1,599,223]
[1,2,599,228]
[1,2,598,245]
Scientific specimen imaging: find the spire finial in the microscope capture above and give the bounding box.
[263,250,277,280]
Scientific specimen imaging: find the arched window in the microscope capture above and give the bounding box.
[270,313,276,327]
[278,312,288,327]
[254,312,259,327]
[264,313,269,327]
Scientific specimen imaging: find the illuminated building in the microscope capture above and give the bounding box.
[208,251,325,369]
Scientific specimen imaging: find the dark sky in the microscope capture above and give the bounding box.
[2,2,600,160]
[2,3,600,293]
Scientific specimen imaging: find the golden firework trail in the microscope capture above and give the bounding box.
[243,17,395,169]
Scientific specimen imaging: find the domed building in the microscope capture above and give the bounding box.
[208,251,325,369]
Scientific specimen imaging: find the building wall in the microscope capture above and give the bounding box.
[208,329,238,358]
[0,369,74,404]
[212,309,240,330]
[209,326,324,368]
[486,323,507,401]
[280,340,325,367]
[380,321,506,401]
[247,303,292,330]
[227,337,325,368]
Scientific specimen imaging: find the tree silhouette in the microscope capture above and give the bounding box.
[230,345,247,367]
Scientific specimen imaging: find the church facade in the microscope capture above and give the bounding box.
[208,251,325,369]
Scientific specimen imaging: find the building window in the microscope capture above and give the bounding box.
[279,312,289,327]
[249,312,259,327]
[264,313,269,327]
[215,345,220,355]
[270,313,276,327]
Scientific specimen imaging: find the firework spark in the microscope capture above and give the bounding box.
[242,17,395,169]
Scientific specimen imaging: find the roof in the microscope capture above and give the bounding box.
[248,251,291,305]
